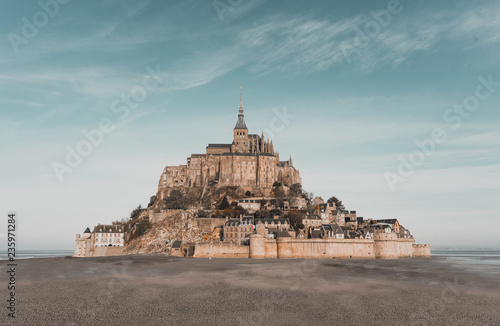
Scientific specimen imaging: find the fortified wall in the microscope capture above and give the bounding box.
[193,234,431,259]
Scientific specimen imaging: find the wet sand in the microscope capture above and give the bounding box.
[2,255,500,325]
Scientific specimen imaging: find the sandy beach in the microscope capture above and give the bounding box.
[2,255,500,326]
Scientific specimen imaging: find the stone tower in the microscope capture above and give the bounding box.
[233,86,249,153]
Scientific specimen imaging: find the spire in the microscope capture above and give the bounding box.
[289,155,293,167]
[234,86,247,130]
[239,86,243,111]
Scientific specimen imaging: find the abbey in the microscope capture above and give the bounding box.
[155,89,301,200]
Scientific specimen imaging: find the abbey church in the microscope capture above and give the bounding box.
[155,89,302,201]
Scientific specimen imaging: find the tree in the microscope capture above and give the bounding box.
[219,195,230,210]
[327,196,345,210]
[234,206,247,217]
[286,210,304,228]
[245,190,252,197]
[147,195,156,208]
[290,183,302,197]
[254,209,269,219]
[272,181,281,187]
[165,190,186,209]
[129,205,144,219]
[273,186,285,198]
[270,209,283,217]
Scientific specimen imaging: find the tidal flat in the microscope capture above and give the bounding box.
[3,255,500,325]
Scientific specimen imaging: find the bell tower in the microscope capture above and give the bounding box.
[233,86,249,153]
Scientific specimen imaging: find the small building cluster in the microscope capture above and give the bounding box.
[218,196,414,247]
[74,222,128,257]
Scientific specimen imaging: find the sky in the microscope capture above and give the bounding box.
[0,0,499,250]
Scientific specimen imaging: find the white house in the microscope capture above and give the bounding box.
[93,223,125,247]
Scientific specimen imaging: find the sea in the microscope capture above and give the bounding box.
[0,247,499,269]
[0,250,75,261]
[431,246,500,276]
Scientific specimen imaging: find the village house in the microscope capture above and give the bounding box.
[322,223,344,239]
[223,216,255,245]
[317,202,336,223]
[93,222,125,247]
[237,198,261,212]
[373,219,400,233]
[303,215,322,227]
[256,217,290,239]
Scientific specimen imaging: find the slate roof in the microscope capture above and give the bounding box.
[220,152,276,158]
[304,215,321,220]
[93,224,124,233]
[84,227,92,234]
[225,219,241,227]
[241,216,254,223]
[375,219,398,224]
[330,223,343,234]
[207,144,232,148]
[172,240,182,249]
[257,218,289,224]
[234,116,247,129]
[277,230,292,238]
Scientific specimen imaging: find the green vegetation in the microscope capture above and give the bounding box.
[327,196,345,210]
[219,195,230,209]
[290,183,302,196]
[165,190,186,209]
[134,220,152,239]
[129,205,144,219]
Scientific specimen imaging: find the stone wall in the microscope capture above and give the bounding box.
[413,244,431,257]
[396,239,415,258]
[264,239,278,258]
[193,218,226,234]
[92,246,125,257]
[149,209,195,224]
[193,241,249,258]
[195,236,431,259]
[274,238,374,259]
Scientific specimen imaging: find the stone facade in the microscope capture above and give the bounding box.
[153,91,301,205]
[74,223,126,258]
[93,223,125,247]
[74,228,93,257]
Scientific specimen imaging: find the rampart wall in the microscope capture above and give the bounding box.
[194,235,430,259]
[193,241,250,258]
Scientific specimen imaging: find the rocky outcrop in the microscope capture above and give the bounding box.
[124,210,204,255]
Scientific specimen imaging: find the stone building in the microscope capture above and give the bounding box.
[255,217,290,239]
[153,89,302,206]
[74,227,93,257]
[317,202,336,223]
[303,215,323,227]
[93,223,125,247]
[237,198,261,212]
[223,216,254,245]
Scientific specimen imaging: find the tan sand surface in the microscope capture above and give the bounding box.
[2,255,499,325]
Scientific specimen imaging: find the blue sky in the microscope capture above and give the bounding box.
[0,0,499,249]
